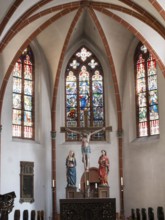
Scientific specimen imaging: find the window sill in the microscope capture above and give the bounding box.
[12,138,39,144]
[131,134,160,145]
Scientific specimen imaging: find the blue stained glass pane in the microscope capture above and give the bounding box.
[24,95,32,111]
[92,94,103,106]
[24,111,32,126]
[13,78,22,93]
[149,90,158,106]
[66,108,77,121]
[24,80,32,95]
[149,90,159,121]
[79,81,89,94]
[79,94,90,110]
[92,81,103,93]
[66,81,77,94]
[93,107,104,120]
[149,105,159,120]
[148,75,157,91]
[66,95,77,108]
[67,132,78,141]
[13,94,21,109]
[13,109,22,125]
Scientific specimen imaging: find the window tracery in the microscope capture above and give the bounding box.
[65,47,105,141]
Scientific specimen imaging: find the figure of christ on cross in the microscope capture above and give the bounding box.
[65,127,106,172]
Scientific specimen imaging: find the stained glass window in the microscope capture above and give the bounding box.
[12,46,34,139]
[65,46,105,141]
[135,43,159,137]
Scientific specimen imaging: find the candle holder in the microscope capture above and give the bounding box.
[85,185,90,198]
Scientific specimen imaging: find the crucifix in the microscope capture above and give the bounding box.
[61,109,112,196]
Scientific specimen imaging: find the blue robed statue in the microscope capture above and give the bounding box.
[66,151,76,187]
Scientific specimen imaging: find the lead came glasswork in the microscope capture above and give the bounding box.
[24,111,32,126]
[13,61,22,78]
[13,94,22,109]
[24,96,32,111]
[12,46,34,139]
[76,47,92,61]
[13,78,22,93]
[65,46,105,141]
[135,43,159,137]
[24,55,32,80]
[66,95,77,108]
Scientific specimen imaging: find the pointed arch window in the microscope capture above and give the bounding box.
[65,46,105,141]
[12,46,34,139]
[134,43,159,137]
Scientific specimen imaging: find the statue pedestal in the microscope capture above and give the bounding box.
[98,185,110,198]
[66,186,77,199]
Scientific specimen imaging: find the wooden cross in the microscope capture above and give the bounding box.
[61,109,112,197]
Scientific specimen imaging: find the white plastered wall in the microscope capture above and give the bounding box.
[123,38,165,218]
[0,41,53,220]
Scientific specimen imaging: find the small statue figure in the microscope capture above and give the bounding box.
[66,150,76,187]
[98,150,110,185]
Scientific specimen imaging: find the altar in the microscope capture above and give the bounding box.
[60,198,116,220]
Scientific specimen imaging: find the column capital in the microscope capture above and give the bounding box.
[117,129,123,138]
[51,131,56,140]
[0,125,2,133]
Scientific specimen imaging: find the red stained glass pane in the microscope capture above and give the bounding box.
[135,44,159,137]
[12,125,21,137]
[24,126,33,138]
[12,46,34,139]
[150,120,159,135]
[13,62,22,78]
[139,122,148,137]
[24,64,32,80]
[79,66,89,81]
[66,108,77,121]
[147,55,156,76]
